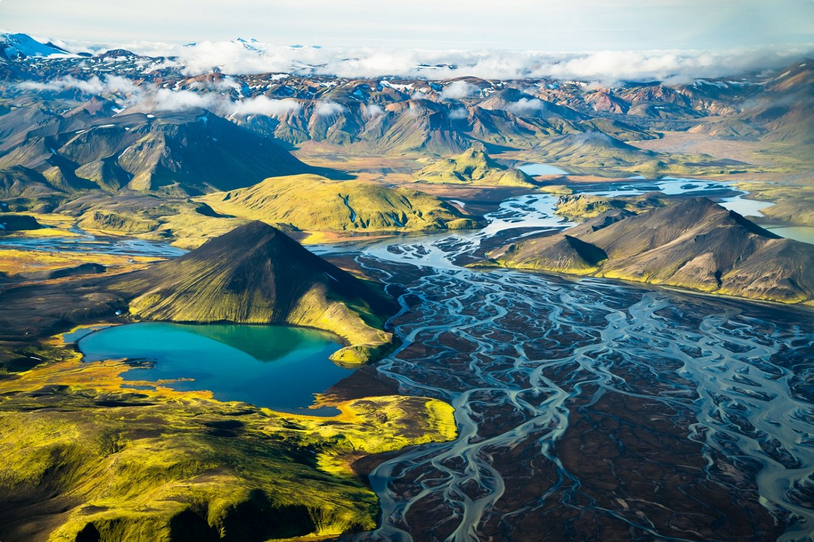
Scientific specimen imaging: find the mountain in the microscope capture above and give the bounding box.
[110,221,398,364]
[479,88,585,123]
[487,198,814,304]
[414,147,536,187]
[583,91,629,114]
[0,33,69,59]
[201,174,479,233]
[1,43,810,181]
[0,214,41,231]
[689,60,814,144]
[526,132,659,172]
[524,132,742,175]
[0,109,313,196]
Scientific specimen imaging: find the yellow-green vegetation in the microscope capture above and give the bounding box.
[0,247,159,277]
[201,174,479,234]
[0,211,80,238]
[286,286,394,366]
[537,185,573,196]
[554,194,666,221]
[112,222,398,365]
[77,210,161,235]
[488,234,608,276]
[414,148,536,187]
[734,181,814,226]
[71,201,248,250]
[0,342,456,542]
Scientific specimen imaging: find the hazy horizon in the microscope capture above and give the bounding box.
[2,0,813,52]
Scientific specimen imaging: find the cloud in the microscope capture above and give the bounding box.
[440,81,479,100]
[150,88,219,111]
[315,101,345,116]
[364,104,384,117]
[449,107,468,119]
[17,75,301,117]
[505,98,547,115]
[230,96,301,116]
[53,37,813,83]
[144,90,301,117]
[17,75,138,94]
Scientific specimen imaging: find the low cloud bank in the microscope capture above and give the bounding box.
[56,37,813,83]
[19,75,301,116]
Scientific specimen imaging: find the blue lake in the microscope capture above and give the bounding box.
[765,225,814,245]
[77,323,351,414]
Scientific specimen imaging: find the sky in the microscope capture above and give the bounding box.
[2,0,813,51]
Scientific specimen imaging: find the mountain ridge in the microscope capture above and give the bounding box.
[487,198,814,304]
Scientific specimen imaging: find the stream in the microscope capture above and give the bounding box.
[337,181,814,541]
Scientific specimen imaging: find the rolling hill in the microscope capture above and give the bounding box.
[414,147,536,187]
[201,174,480,232]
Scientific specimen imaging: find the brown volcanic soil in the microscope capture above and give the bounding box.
[328,257,800,542]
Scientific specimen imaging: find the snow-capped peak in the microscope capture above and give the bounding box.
[1,33,71,59]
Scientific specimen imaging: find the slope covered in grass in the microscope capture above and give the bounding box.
[0,345,455,542]
[201,174,480,233]
[414,147,535,187]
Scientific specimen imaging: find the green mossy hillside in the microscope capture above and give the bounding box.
[201,174,480,233]
[414,147,536,187]
[0,350,456,542]
[554,193,666,221]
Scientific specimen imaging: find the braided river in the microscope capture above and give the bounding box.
[333,183,814,541]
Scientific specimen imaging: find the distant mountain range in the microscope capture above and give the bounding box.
[0,32,70,59]
[2,33,812,164]
[0,32,812,244]
[0,108,311,200]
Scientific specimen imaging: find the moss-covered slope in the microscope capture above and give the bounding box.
[201,174,480,233]
[554,193,666,221]
[488,197,814,304]
[0,348,456,542]
[111,221,398,364]
[414,147,536,187]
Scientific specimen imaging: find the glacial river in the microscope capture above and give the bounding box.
[333,182,814,541]
[5,177,813,540]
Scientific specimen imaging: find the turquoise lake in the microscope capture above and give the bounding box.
[77,323,351,414]
[765,225,814,245]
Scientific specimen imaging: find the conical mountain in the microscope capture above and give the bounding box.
[111,221,397,364]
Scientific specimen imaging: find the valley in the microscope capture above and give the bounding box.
[0,31,813,542]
